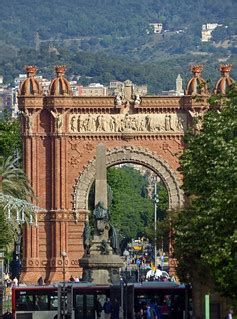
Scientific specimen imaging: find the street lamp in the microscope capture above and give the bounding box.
[61,251,67,319]
[123,249,129,272]
[122,249,129,319]
[153,180,159,269]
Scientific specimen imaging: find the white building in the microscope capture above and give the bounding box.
[149,23,163,34]
[201,23,222,42]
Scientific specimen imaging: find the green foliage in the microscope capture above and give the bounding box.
[107,166,169,250]
[0,111,22,161]
[0,156,34,250]
[107,166,153,242]
[0,0,236,46]
[173,84,237,299]
[0,1,236,95]
[0,156,33,199]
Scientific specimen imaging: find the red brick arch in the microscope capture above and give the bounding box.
[74,145,184,213]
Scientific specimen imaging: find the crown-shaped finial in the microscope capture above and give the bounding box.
[191,65,203,76]
[25,65,38,77]
[55,65,66,77]
[220,64,232,75]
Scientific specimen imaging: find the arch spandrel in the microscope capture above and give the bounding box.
[74,146,184,213]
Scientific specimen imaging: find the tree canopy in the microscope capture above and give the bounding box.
[173,84,237,299]
[0,111,22,162]
[106,165,168,249]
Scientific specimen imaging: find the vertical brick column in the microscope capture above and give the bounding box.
[21,112,42,283]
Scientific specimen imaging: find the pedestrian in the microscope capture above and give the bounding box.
[111,298,120,319]
[225,309,234,319]
[4,273,10,287]
[144,303,157,319]
[37,276,44,286]
[69,275,75,282]
[12,277,18,287]
[2,309,12,319]
[95,299,103,318]
[150,299,161,319]
[134,301,143,319]
[74,276,80,282]
[103,297,112,319]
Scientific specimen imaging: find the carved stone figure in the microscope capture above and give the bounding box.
[77,115,82,132]
[83,221,91,255]
[68,113,187,134]
[134,94,141,106]
[145,115,152,131]
[93,201,109,236]
[165,114,172,131]
[139,118,145,131]
[21,110,36,134]
[51,110,65,132]
[101,115,107,131]
[175,115,184,131]
[115,95,122,106]
[70,115,77,132]
[109,224,120,254]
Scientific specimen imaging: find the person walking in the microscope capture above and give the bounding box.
[103,298,112,319]
[12,277,18,287]
[37,276,44,286]
[225,309,234,319]
[111,298,120,319]
[2,310,13,319]
[95,299,103,318]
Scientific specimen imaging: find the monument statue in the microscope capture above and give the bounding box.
[83,221,91,255]
[93,201,109,236]
[109,224,120,254]
[79,143,124,284]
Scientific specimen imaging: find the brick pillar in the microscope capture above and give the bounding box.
[48,134,69,282]
[21,134,41,283]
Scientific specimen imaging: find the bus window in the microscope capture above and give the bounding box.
[75,295,84,319]
[16,294,34,311]
[85,295,94,318]
[50,295,58,310]
[35,295,48,310]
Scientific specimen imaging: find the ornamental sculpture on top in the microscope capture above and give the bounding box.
[185,64,208,96]
[214,64,235,94]
[49,65,73,96]
[19,65,43,96]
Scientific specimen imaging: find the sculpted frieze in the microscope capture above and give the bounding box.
[69,113,187,134]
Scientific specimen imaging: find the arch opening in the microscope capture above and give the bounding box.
[73,146,184,213]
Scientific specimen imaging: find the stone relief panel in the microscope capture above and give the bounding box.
[69,113,187,134]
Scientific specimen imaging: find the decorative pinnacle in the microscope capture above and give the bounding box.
[25,65,38,77]
[55,65,66,77]
[191,65,203,76]
[220,64,232,75]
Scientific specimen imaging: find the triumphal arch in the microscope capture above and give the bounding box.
[18,64,233,283]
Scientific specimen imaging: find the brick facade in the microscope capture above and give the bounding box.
[17,65,219,284]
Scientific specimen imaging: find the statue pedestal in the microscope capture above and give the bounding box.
[79,252,123,285]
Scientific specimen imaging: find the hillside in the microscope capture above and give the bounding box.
[1,0,237,50]
[0,0,236,92]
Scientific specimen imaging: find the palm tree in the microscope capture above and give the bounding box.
[0,156,35,249]
[0,156,33,198]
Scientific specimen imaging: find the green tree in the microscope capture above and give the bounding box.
[107,166,169,251]
[0,156,34,249]
[107,166,153,243]
[173,84,237,300]
[0,111,22,161]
